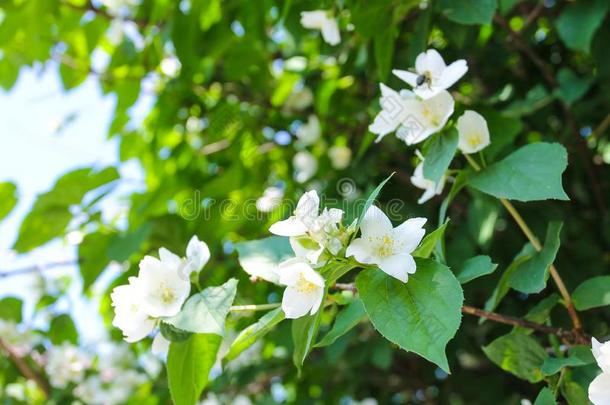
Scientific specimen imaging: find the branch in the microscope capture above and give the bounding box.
[0,339,51,398]
[0,260,77,279]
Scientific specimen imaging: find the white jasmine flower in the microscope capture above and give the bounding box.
[457,110,490,154]
[300,10,341,46]
[278,258,325,319]
[393,49,468,99]
[293,151,318,183]
[111,277,156,343]
[328,145,352,169]
[46,343,91,388]
[296,115,321,146]
[185,235,211,275]
[590,373,610,405]
[593,338,610,374]
[346,205,426,282]
[256,186,284,213]
[289,207,345,263]
[402,90,454,145]
[270,190,320,237]
[369,84,416,142]
[151,333,171,358]
[410,160,446,204]
[137,248,191,318]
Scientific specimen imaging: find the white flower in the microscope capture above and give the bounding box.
[346,205,426,282]
[160,56,181,77]
[151,333,171,358]
[590,373,610,405]
[256,186,284,213]
[293,151,318,183]
[328,145,352,170]
[300,10,341,46]
[593,338,610,373]
[393,49,468,99]
[369,84,416,143]
[46,343,91,388]
[270,190,320,237]
[278,258,325,319]
[457,110,490,154]
[289,207,344,263]
[137,248,191,318]
[185,235,211,275]
[111,277,156,343]
[296,115,321,146]
[410,160,446,204]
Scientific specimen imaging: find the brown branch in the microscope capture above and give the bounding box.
[0,339,51,397]
[591,113,610,140]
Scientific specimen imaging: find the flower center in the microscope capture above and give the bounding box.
[467,133,482,147]
[377,235,394,257]
[159,283,175,304]
[295,274,317,293]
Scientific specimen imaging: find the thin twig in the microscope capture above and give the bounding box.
[591,113,610,140]
[0,260,77,279]
[230,303,281,312]
[0,339,51,397]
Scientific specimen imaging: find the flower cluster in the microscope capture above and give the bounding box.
[369,49,490,204]
[266,189,426,318]
[590,337,610,404]
[45,343,91,389]
[111,236,210,346]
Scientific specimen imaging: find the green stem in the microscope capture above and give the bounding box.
[229,303,281,312]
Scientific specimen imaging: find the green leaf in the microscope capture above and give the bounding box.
[234,236,294,283]
[455,255,498,284]
[533,387,556,405]
[523,294,560,325]
[356,173,394,230]
[224,307,285,365]
[160,322,192,343]
[556,0,609,54]
[423,128,459,185]
[469,143,569,202]
[482,332,547,382]
[555,68,593,105]
[356,259,464,372]
[0,297,23,323]
[167,334,222,405]
[480,110,523,160]
[561,379,589,405]
[79,232,112,291]
[107,223,151,262]
[509,222,563,294]
[165,279,238,336]
[572,276,610,310]
[13,167,119,253]
[412,220,448,259]
[0,182,18,222]
[438,0,498,25]
[540,346,594,376]
[49,314,78,345]
[315,299,367,348]
[292,306,325,373]
[373,28,396,81]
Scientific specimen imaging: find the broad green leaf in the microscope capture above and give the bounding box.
[355,173,394,230]
[556,0,609,54]
[540,346,594,376]
[533,387,556,405]
[555,68,593,105]
[0,297,23,323]
[482,332,546,382]
[315,299,367,348]
[167,334,222,405]
[523,294,560,325]
[160,321,192,343]
[469,143,569,202]
[79,232,112,291]
[572,276,610,310]
[412,220,448,259]
[165,279,238,336]
[438,0,498,25]
[356,259,463,372]
[455,255,498,284]
[0,182,17,222]
[13,167,119,252]
[509,222,563,294]
[561,379,589,405]
[292,304,325,373]
[49,314,78,345]
[423,128,459,185]
[235,237,294,283]
[107,223,151,262]
[224,307,285,364]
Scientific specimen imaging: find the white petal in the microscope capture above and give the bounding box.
[269,217,308,236]
[138,255,190,318]
[413,86,441,100]
[360,205,393,238]
[158,248,182,270]
[186,235,211,273]
[438,59,468,89]
[151,333,170,357]
[392,69,419,88]
[309,288,324,315]
[413,90,454,141]
[300,265,325,287]
[415,49,446,77]
[589,373,610,405]
[282,287,316,319]
[378,254,416,283]
[346,238,375,264]
[295,190,320,222]
[300,11,327,29]
[277,258,310,286]
[418,187,438,204]
[393,217,427,253]
[320,19,341,45]
[456,110,490,154]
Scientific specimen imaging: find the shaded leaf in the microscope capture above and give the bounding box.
[455,255,498,284]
